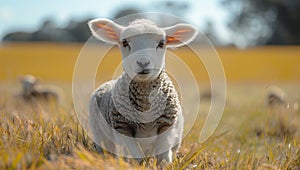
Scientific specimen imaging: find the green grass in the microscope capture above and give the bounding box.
[0,82,299,169]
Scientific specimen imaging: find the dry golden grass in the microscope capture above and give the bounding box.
[0,43,300,169]
[0,43,299,82]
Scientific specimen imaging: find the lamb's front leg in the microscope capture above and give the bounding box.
[154,124,180,164]
[154,133,173,164]
[113,124,145,163]
[156,149,172,164]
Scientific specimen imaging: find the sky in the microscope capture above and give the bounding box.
[0,0,231,43]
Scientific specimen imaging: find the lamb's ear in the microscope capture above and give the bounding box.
[163,24,198,48]
[88,18,124,44]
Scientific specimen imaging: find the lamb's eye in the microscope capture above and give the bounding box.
[157,40,165,48]
[122,39,129,48]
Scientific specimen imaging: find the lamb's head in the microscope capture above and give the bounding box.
[21,75,38,93]
[88,18,198,81]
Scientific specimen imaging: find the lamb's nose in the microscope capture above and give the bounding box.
[137,57,150,68]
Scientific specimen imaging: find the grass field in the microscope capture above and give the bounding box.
[0,43,300,82]
[0,43,300,169]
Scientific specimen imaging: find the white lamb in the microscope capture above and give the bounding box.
[19,74,61,104]
[88,18,197,163]
[266,85,288,108]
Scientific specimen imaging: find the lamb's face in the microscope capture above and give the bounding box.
[88,18,198,81]
[119,32,166,81]
[21,75,37,92]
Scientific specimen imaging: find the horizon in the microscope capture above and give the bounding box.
[0,0,231,44]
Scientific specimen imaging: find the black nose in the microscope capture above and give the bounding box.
[137,59,150,68]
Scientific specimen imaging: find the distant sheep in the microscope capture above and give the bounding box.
[19,75,61,104]
[88,18,197,163]
[266,85,288,108]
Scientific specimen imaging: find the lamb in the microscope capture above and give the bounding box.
[266,85,288,108]
[88,18,197,163]
[19,74,61,104]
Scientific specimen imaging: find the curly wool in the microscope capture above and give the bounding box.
[93,70,181,136]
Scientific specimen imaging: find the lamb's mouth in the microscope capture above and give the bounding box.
[138,69,151,75]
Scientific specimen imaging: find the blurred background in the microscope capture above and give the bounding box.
[1,0,299,46]
[0,0,299,83]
